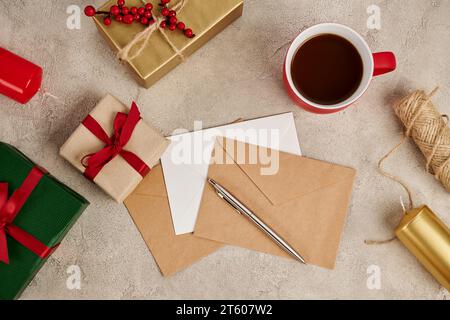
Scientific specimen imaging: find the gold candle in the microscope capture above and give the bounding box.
[395,205,450,290]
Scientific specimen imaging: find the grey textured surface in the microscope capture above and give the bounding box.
[0,0,449,300]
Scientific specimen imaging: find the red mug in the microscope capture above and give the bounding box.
[283,23,396,114]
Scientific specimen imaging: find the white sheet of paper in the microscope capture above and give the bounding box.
[161,113,302,235]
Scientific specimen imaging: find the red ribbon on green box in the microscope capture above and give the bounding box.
[0,167,59,264]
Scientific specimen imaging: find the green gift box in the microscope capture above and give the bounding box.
[0,142,89,300]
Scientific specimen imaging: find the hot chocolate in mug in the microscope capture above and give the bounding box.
[283,23,396,114]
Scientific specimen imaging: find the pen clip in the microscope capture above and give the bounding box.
[216,191,243,216]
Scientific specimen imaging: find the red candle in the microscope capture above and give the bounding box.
[0,47,42,104]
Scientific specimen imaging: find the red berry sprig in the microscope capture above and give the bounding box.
[84,0,195,38]
[158,0,194,38]
[84,1,155,26]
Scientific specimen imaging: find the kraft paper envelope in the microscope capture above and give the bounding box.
[124,165,222,277]
[194,138,356,269]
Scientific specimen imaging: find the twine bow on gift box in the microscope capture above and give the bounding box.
[81,102,151,180]
[0,167,59,264]
[117,0,190,62]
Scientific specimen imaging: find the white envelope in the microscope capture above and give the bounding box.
[161,113,302,235]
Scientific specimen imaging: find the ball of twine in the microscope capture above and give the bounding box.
[394,88,450,193]
[365,88,449,246]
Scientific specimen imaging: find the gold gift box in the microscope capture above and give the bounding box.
[60,94,170,202]
[94,0,244,88]
[396,205,450,291]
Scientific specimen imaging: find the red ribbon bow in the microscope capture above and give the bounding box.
[0,167,59,265]
[81,102,150,180]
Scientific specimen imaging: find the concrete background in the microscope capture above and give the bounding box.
[0,0,449,300]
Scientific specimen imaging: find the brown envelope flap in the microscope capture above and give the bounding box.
[132,162,167,197]
[124,165,222,277]
[216,137,356,206]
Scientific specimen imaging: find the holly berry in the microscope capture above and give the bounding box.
[177,22,185,30]
[138,7,145,15]
[130,6,138,15]
[115,15,123,22]
[169,24,176,31]
[169,16,177,25]
[121,6,129,15]
[184,28,194,38]
[144,11,152,19]
[169,10,176,17]
[84,6,96,17]
[145,3,153,11]
[160,20,167,28]
[161,0,170,4]
[140,17,149,25]
[104,17,112,26]
[161,8,170,16]
[117,0,125,6]
[123,14,134,24]
[109,5,119,16]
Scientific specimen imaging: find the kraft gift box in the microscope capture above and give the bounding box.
[93,0,244,88]
[0,142,89,300]
[59,94,170,202]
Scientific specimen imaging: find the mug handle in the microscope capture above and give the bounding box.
[373,52,397,77]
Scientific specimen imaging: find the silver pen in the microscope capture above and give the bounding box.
[208,179,307,264]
